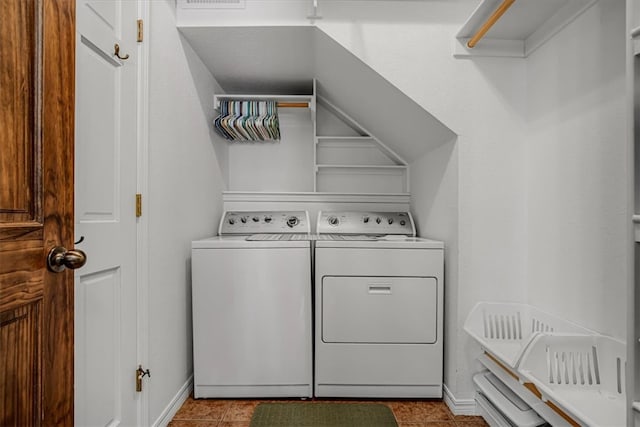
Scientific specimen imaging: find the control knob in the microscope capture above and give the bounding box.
[388,218,394,225]
[228,218,235,225]
[252,216,260,222]
[375,217,381,224]
[264,216,272,223]
[400,220,406,226]
[240,217,247,223]
[286,216,299,228]
[327,216,339,226]
[363,216,369,223]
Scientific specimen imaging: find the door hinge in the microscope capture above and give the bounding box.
[137,19,143,42]
[136,193,142,217]
[136,365,151,392]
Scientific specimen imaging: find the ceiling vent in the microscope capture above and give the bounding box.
[178,0,246,9]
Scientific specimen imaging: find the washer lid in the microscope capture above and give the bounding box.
[192,235,311,249]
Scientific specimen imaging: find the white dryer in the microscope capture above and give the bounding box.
[314,211,444,398]
[191,211,312,398]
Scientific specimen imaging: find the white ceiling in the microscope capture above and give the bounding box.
[179,26,315,94]
[178,26,457,161]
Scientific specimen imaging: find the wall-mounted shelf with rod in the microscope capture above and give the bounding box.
[454,0,597,58]
[214,81,410,195]
[213,94,315,112]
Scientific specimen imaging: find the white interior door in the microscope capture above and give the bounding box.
[75,1,139,425]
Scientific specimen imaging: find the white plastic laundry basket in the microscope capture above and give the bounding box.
[517,333,626,427]
[463,302,592,369]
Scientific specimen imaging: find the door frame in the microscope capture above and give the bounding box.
[135,1,150,425]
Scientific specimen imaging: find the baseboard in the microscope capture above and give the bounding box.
[443,383,478,416]
[152,375,193,427]
[151,377,473,423]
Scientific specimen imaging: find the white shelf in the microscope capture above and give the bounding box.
[316,96,407,166]
[518,334,626,427]
[315,138,401,167]
[222,191,411,204]
[454,0,597,58]
[316,164,407,170]
[477,353,576,426]
[316,136,373,141]
[313,95,410,193]
[316,166,408,193]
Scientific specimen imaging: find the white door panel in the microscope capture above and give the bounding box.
[76,36,120,223]
[77,0,128,60]
[75,268,120,426]
[75,0,138,425]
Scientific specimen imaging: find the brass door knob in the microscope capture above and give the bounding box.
[47,246,87,272]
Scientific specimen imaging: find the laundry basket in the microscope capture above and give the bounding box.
[517,333,626,427]
[463,302,592,369]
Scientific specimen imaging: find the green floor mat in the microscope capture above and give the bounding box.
[249,402,398,427]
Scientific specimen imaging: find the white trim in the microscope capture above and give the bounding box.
[453,37,524,58]
[136,1,151,425]
[222,191,411,204]
[312,79,318,191]
[152,375,193,427]
[443,383,478,416]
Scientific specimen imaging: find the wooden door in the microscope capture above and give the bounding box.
[0,0,76,425]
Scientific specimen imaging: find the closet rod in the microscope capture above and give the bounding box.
[276,102,309,108]
[467,0,515,48]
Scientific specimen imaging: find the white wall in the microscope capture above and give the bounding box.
[409,138,459,392]
[525,0,627,339]
[227,108,315,192]
[147,1,226,423]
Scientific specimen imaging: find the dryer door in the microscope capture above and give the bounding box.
[321,276,438,344]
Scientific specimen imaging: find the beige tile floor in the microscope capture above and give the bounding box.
[169,397,490,427]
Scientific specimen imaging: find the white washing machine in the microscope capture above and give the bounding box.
[314,211,444,398]
[191,211,312,398]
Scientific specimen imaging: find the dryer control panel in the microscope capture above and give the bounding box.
[317,211,416,236]
[219,211,310,235]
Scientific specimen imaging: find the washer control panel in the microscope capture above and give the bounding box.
[219,211,310,235]
[317,211,416,236]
